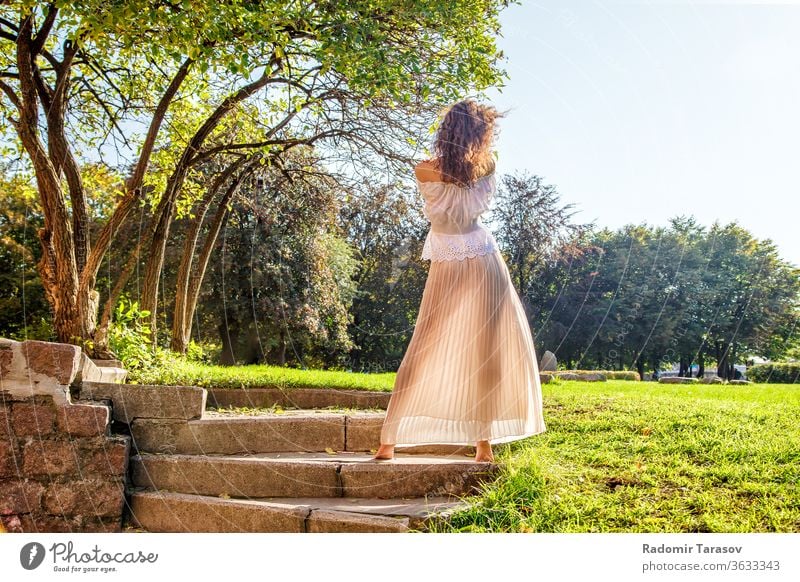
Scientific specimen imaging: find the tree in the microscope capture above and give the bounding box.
[489,171,593,321]
[203,155,357,367]
[339,178,429,372]
[0,0,514,355]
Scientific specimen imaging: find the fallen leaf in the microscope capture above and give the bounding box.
[325,447,337,455]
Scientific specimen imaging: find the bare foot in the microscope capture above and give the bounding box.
[474,440,494,462]
[372,444,395,460]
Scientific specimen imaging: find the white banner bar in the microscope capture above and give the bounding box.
[1,533,797,581]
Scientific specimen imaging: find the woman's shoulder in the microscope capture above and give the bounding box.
[414,159,442,183]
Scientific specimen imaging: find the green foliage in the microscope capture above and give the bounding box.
[340,178,430,372]
[533,217,800,378]
[0,169,50,338]
[748,363,800,384]
[108,296,155,370]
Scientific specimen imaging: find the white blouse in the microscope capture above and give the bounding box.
[417,173,500,262]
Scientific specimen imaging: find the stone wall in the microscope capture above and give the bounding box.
[0,339,130,533]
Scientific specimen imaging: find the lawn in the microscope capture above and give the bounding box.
[431,380,800,533]
[127,358,396,391]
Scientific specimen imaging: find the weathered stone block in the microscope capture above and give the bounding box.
[79,437,130,476]
[307,509,409,533]
[80,381,206,423]
[129,491,308,533]
[16,513,80,533]
[1,514,23,532]
[24,340,81,384]
[701,376,724,384]
[539,350,557,371]
[658,376,699,384]
[0,404,11,439]
[11,402,55,436]
[0,439,19,478]
[131,454,341,498]
[22,440,79,477]
[344,414,384,451]
[0,480,45,515]
[43,479,125,517]
[0,341,13,378]
[339,461,499,498]
[0,339,79,403]
[55,402,110,437]
[131,415,345,455]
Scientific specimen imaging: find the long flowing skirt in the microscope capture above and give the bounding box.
[380,249,547,446]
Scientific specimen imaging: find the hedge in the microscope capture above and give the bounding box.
[747,362,800,384]
[551,369,641,381]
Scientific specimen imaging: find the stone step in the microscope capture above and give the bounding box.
[130,409,475,456]
[206,387,391,410]
[79,381,206,423]
[128,490,463,533]
[131,451,499,499]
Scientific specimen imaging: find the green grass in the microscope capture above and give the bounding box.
[127,359,396,392]
[428,380,800,532]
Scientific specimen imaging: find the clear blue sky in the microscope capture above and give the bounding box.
[483,0,800,267]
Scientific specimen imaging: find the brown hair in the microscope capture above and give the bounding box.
[431,98,506,188]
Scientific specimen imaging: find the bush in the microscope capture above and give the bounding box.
[553,369,640,381]
[747,363,800,384]
[108,296,157,370]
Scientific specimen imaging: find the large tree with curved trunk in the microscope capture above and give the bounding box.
[0,0,513,356]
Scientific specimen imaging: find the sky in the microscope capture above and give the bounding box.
[482,0,800,267]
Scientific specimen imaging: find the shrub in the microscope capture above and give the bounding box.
[747,363,800,384]
[552,369,640,381]
[108,297,157,370]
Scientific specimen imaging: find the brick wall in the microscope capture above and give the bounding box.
[0,339,131,533]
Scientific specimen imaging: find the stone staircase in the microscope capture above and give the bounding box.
[76,382,501,533]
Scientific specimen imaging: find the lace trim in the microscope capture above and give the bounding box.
[421,227,500,262]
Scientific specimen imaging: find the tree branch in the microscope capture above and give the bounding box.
[80,57,194,294]
[0,78,21,110]
[30,4,57,55]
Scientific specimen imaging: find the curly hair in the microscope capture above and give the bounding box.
[430,98,507,188]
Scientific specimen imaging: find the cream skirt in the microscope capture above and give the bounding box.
[380,249,547,447]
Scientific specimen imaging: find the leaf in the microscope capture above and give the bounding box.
[324,447,336,455]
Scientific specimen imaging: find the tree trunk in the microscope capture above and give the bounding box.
[636,358,645,381]
[277,328,287,366]
[171,159,250,353]
[716,341,729,379]
[696,351,705,378]
[218,317,239,366]
[13,19,85,347]
[141,71,273,344]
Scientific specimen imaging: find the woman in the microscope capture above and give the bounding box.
[374,98,547,463]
